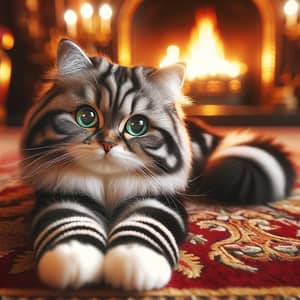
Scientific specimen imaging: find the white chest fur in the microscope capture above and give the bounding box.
[32,166,189,208]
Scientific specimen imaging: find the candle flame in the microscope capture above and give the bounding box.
[64,9,78,25]
[99,4,113,20]
[80,3,94,19]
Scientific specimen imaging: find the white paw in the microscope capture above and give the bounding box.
[37,240,104,289]
[103,244,172,291]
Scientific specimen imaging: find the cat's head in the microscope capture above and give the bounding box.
[21,39,191,196]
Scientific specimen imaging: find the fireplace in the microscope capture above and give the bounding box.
[116,0,277,108]
[2,0,300,126]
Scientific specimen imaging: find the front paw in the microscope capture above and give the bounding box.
[103,244,172,291]
[37,240,104,289]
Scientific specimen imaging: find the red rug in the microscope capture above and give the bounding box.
[0,131,299,299]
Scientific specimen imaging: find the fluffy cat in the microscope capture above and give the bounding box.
[20,39,295,291]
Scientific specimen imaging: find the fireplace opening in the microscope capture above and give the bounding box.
[130,0,262,106]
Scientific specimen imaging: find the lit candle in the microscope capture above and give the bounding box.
[98,3,113,44]
[80,2,94,34]
[64,9,78,38]
[0,50,12,122]
[284,0,299,28]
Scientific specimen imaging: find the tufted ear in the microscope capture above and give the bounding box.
[147,63,186,95]
[56,39,93,75]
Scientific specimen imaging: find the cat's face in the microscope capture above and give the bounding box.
[21,40,191,193]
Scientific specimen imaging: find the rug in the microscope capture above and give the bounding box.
[0,130,299,299]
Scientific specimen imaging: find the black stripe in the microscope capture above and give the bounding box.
[186,119,221,156]
[95,88,102,108]
[34,222,106,258]
[34,192,107,220]
[36,232,106,261]
[245,139,296,196]
[118,88,136,111]
[110,195,187,231]
[24,110,73,150]
[27,85,64,128]
[110,195,187,246]
[52,116,84,136]
[139,219,178,261]
[113,66,128,84]
[134,206,186,246]
[164,106,180,140]
[109,224,175,267]
[130,95,144,115]
[98,64,114,108]
[143,127,183,173]
[112,68,128,117]
[32,208,100,240]
[131,67,143,90]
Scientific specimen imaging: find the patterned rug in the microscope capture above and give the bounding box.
[0,130,299,299]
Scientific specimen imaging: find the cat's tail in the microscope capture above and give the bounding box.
[197,131,296,204]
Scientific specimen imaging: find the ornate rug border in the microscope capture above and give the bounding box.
[0,287,299,297]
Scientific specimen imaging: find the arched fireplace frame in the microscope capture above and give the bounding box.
[116,0,276,102]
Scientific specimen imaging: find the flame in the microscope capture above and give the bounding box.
[159,8,247,80]
[160,45,180,68]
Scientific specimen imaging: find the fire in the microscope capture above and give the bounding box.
[159,8,247,80]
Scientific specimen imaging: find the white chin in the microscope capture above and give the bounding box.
[77,156,137,175]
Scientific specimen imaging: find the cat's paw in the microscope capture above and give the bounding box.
[103,244,172,291]
[37,240,104,289]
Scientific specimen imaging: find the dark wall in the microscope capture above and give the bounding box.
[0,1,55,126]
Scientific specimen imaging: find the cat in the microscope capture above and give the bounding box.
[20,39,296,291]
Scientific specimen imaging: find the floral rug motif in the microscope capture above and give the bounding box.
[0,181,299,298]
[0,146,299,298]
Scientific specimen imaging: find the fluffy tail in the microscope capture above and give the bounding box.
[192,131,296,205]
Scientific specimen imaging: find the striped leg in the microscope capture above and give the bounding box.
[32,194,107,289]
[103,196,187,291]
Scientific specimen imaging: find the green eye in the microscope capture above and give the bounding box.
[76,106,98,128]
[125,115,149,136]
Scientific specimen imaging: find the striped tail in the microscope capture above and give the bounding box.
[189,130,296,204]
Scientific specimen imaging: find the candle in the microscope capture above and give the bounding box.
[0,50,12,122]
[284,0,299,28]
[64,9,78,38]
[80,3,94,35]
[98,3,113,44]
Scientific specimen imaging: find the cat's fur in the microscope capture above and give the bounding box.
[20,39,295,290]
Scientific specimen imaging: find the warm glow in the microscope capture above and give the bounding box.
[99,4,113,20]
[160,45,180,68]
[262,51,275,83]
[64,9,78,25]
[1,33,14,50]
[284,0,299,15]
[159,8,247,80]
[0,55,12,83]
[80,3,94,19]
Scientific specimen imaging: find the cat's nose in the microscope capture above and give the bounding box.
[101,141,115,153]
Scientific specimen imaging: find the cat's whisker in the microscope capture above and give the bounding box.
[177,191,210,198]
[21,153,73,180]
[22,142,73,151]
[20,152,63,172]
[188,174,204,183]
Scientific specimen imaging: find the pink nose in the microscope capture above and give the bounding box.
[101,142,114,153]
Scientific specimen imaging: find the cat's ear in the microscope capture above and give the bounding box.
[56,39,93,75]
[147,63,186,95]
